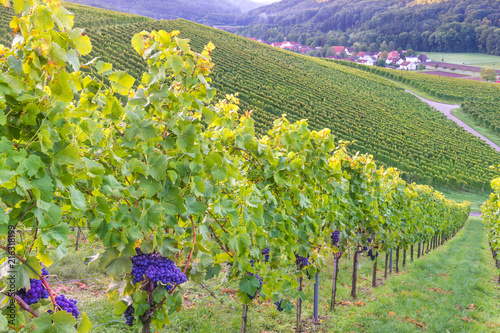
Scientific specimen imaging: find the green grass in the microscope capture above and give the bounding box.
[334,217,500,332]
[423,52,500,70]
[451,108,500,148]
[10,218,499,332]
[437,187,490,212]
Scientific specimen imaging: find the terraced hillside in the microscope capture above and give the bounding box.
[335,61,500,136]
[1,4,498,191]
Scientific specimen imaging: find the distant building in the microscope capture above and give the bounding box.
[332,46,346,54]
[418,54,431,62]
[406,56,420,63]
[387,51,400,59]
[399,61,417,70]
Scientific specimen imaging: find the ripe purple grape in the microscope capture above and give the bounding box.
[124,305,134,326]
[367,249,379,261]
[294,254,309,268]
[262,247,270,262]
[274,299,284,312]
[331,230,340,246]
[130,248,187,289]
[247,273,263,300]
[55,294,79,319]
[16,266,50,305]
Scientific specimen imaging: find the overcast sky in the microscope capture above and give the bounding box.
[253,0,280,3]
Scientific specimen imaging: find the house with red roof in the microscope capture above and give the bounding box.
[332,46,345,54]
[387,51,400,59]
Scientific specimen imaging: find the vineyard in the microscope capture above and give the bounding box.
[0,4,498,192]
[334,60,500,139]
[0,1,488,333]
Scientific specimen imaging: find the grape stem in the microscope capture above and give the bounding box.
[41,276,58,308]
[3,292,39,318]
[183,216,197,275]
[0,245,26,263]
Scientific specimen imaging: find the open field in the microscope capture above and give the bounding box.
[423,52,500,70]
[419,70,472,79]
[437,188,490,212]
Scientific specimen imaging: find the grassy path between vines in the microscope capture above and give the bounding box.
[333,217,500,332]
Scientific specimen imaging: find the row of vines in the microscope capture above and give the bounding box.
[0,1,470,333]
[481,173,500,285]
[0,2,495,192]
[335,59,500,140]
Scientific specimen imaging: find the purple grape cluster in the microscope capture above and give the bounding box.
[367,249,378,261]
[247,273,263,300]
[331,230,340,246]
[130,248,187,289]
[274,299,284,312]
[55,294,79,319]
[17,279,50,305]
[124,305,134,326]
[262,247,270,262]
[295,254,309,268]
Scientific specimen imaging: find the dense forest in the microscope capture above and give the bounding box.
[236,0,500,55]
[66,0,261,24]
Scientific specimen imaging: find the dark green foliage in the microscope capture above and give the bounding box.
[238,0,500,55]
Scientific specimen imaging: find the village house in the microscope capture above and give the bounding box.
[399,61,417,70]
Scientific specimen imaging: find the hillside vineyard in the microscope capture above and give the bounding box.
[0,3,497,191]
[336,60,500,142]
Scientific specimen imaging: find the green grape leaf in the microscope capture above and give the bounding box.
[34,5,54,31]
[12,0,34,14]
[52,310,77,332]
[68,29,92,56]
[109,71,135,95]
[76,312,92,333]
[69,186,87,211]
[67,49,80,72]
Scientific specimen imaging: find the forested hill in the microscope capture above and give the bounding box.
[66,0,262,24]
[237,0,500,55]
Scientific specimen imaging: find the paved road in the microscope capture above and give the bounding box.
[407,90,500,152]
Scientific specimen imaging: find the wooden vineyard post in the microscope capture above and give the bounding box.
[403,248,406,268]
[442,233,445,245]
[296,273,303,333]
[330,253,340,311]
[395,248,399,273]
[384,252,388,279]
[418,242,421,258]
[75,227,81,251]
[372,257,377,287]
[411,245,414,262]
[240,304,249,333]
[351,250,359,299]
[313,273,319,322]
[389,249,393,274]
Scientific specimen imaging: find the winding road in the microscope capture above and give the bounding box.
[406,90,500,152]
